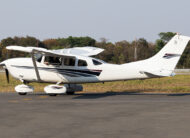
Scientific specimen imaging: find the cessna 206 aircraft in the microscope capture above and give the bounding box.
[0,34,190,96]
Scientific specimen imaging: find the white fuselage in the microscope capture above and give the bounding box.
[4,56,152,84]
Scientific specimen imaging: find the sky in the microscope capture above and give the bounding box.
[0,0,190,42]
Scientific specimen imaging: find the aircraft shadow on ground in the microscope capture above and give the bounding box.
[25,91,190,99]
[72,91,190,99]
[72,91,141,99]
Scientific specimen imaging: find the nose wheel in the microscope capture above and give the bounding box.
[48,94,57,96]
[66,91,75,95]
[18,92,27,95]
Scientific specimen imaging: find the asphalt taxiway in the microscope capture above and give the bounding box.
[0,92,190,138]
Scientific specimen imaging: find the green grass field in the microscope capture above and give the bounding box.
[0,73,190,93]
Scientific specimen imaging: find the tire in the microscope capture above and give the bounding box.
[18,92,27,95]
[48,94,57,96]
[66,91,75,95]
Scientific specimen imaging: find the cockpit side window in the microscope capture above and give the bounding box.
[44,56,62,65]
[92,59,102,65]
[78,60,87,66]
[35,53,43,62]
[64,57,76,66]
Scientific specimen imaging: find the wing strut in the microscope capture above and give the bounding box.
[31,51,42,82]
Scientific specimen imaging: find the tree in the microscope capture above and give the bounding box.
[1,37,15,47]
[0,36,44,60]
[159,32,176,42]
[155,32,176,53]
[155,39,165,53]
[43,39,59,49]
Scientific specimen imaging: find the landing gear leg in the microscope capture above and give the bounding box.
[66,84,75,95]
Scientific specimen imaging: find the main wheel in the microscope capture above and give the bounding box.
[48,94,57,96]
[66,91,75,95]
[18,92,27,95]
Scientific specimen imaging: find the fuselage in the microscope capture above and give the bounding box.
[3,55,151,84]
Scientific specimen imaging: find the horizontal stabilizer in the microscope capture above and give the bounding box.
[140,70,175,78]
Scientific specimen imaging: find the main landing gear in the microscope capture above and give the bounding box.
[15,84,34,96]
[15,84,83,96]
[44,84,83,96]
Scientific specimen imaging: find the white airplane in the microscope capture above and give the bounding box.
[0,34,189,96]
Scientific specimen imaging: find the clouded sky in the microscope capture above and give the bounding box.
[0,0,190,42]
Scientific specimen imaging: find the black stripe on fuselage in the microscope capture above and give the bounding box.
[11,65,102,77]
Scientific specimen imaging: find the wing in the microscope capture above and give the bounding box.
[6,46,47,53]
[6,46,104,57]
[6,46,74,57]
[52,46,104,56]
[6,46,103,82]
[6,46,75,82]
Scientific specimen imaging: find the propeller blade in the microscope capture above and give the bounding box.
[5,69,9,83]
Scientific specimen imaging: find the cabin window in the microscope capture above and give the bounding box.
[78,60,87,66]
[44,56,62,65]
[64,57,76,66]
[92,59,102,65]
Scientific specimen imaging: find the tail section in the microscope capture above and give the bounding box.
[148,34,190,71]
[140,34,190,77]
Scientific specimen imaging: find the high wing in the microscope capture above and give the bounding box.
[6,46,104,82]
[6,46,73,57]
[6,46,104,57]
[6,46,75,82]
[53,46,104,56]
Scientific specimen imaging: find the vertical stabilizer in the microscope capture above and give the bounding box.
[148,35,190,71]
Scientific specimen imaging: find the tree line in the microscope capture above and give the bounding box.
[0,32,189,68]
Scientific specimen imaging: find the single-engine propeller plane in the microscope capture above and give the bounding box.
[0,34,190,96]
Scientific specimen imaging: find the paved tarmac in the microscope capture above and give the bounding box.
[0,92,190,138]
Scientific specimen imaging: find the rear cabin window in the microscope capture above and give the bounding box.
[92,59,102,65]
[78,60,87,66]
[44,56,62,65]
[64,58,76,66]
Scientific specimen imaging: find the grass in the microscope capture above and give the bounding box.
[0,72,190,93]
